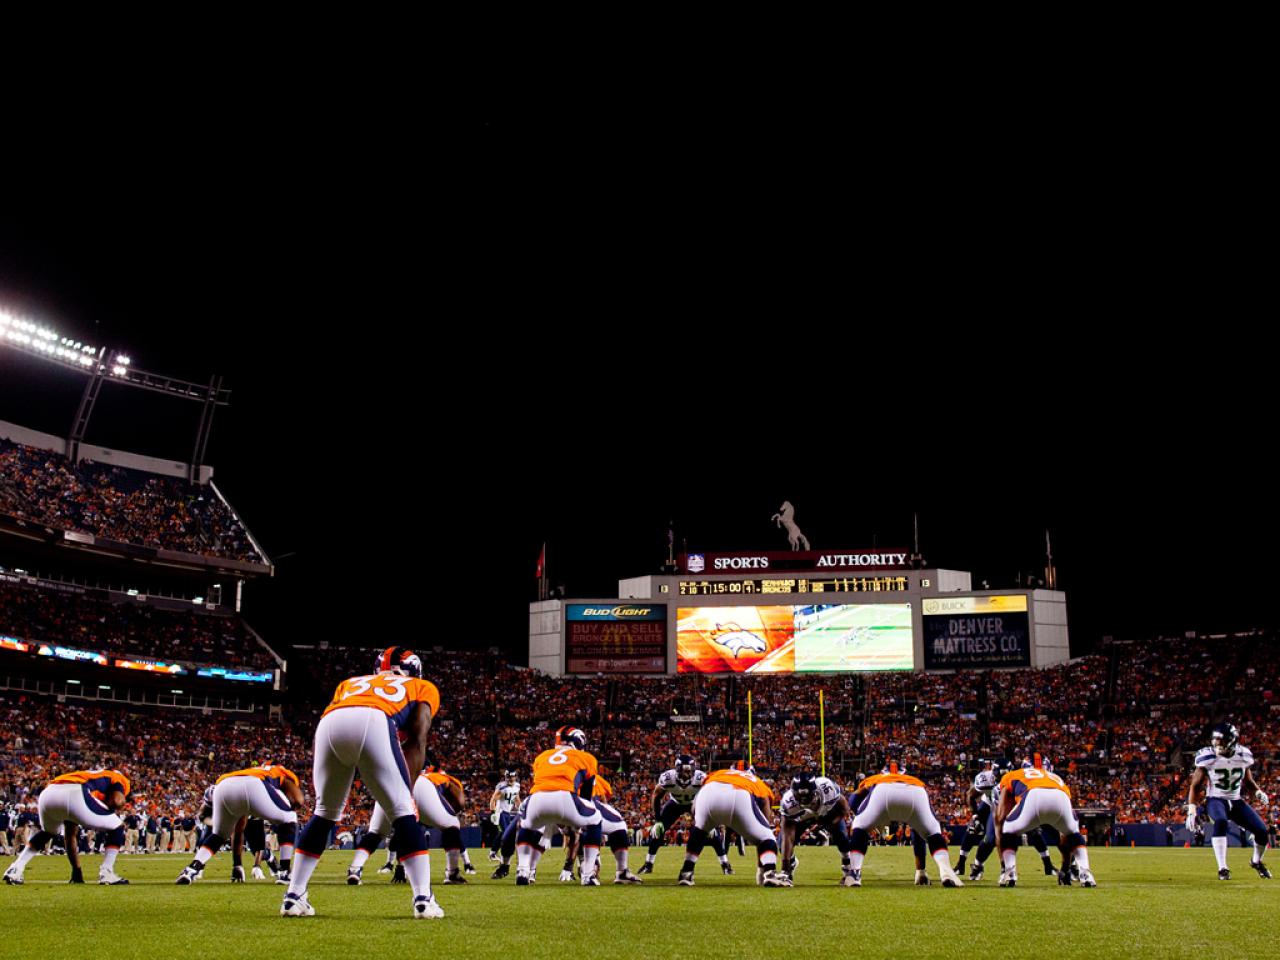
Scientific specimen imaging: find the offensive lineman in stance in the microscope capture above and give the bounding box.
[4,768,132,885]
[846,762,963,888]
[995,754,1095,887]
[677,764,789,887]
[282,646,443,919]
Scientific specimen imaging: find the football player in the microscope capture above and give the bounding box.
[176,764,302,885]
[994,754,1094,887]
[963,761,1056,880]
[489,769,521,860]
[585,769,643,883]
[1186,722,1271,880]
[846,762,963,888]
[953,759,999,878]
[779,772,854,882]
[3,768,132,885]
[639,755,733,875]
[676,763,788,887]
[282,646,443,919]
[516,726,603,886]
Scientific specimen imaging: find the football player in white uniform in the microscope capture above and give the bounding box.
[778,773,854,882]
[638,755,733,875]
[954,760,999,878]
[1186,722,1271,880]
[488,769,521,861]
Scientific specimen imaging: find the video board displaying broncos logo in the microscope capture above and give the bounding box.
[677,606,797,673]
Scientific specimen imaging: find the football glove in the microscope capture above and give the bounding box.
[251,866,266,880]
[391,863,407,884]
[1185,804,1198,833]
[231,866,245,883]
[649,823,665,842]
[1256,790,1269,806]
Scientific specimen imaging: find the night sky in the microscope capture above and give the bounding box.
[1,106,1271,661]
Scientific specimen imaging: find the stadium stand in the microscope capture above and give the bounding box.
[0,437,264,564]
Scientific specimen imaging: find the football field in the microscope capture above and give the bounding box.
[3,847,1277,960]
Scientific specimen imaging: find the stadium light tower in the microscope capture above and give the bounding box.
[0,305,230,480]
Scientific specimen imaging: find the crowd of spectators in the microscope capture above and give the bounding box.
[0,582,273,670]
[0,438,263,564]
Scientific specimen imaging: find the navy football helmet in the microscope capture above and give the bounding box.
[554,726,588,751]
[376,646,423,679]
[791,773,818,806]
[674,754,697,783]
[1211,722,1239,757]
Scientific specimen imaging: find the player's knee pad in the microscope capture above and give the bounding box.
[441,826,462,851]
[392,815,427,856]
[297,816,334,856]
[356,830,382,853]
[686,827,708,855]
[607,828,629,852]
[275,822,297,846]
[850,827,870,854]
[581,823,603,848]
[926,833,947,855]
[106,826,125,848]
[516,827,543,848]
[201,833,226,854]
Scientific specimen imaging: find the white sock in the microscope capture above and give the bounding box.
[516,843,533,875]
[645,852,656,863]
[278,845,294,871]
[932,849,952,876]
[614,848,628,872]
[582,845,600,881]
[194,845,215,866]
[1253,842,1267,862]
[101,848,120,872]
[349,849,371,871]
[1001,849,1017,872]
[13,846,39,872]
[528,846,544,876]
[287,852,321,895]
[462,850,473,868]
[849,851,864,871]
[718,854,729,864]
[1041,851,1052,861]
[446,850,461,874]
[1074,847,1090,871]
[1212,837,1229,870]
[401,852,431,898]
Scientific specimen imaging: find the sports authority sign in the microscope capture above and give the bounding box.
[565,604,668,674]
[681,550,910,574]
[921,595,1031,669]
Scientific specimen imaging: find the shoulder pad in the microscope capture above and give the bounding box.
[692,770,708,786]
[657,770,677,786]
[1195,752,1216,766]
[1238,747,1254,763]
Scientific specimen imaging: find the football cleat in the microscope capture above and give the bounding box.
[761,870,792,887]
[252,866,267,880]
[280,892,315,917]
[637,861,654,875]
[614,870,643,884]
[231,865,245,883]
[176,865,201,885]
[1043,857,1056,875]
[677,870,695,886]
[721,860,735,875]
[1219,868,1231,880]
[999,868,1017,887]
[443,870,468,884]
[1078,869,1097,887]
[1251,860,1272,879]
[914,869,930,886]
[969,862,984,881]
[412,894,444,920]
[491,863,510,880]
[841,868,861,887]
[274,872,291,885]
[515,872,530,886]
[98,870,129,885]
[1058,868,1073,886]
[488,850,500,862]
[464,863,477,875]
[941,874,963,888]
[581,875,600,886]
[346,866,363,885]
[377,861,394,874]
[3,866,23,885]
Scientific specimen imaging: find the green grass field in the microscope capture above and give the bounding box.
[3,846,1277,960]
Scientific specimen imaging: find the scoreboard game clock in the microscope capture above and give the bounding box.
[678,576,909,596]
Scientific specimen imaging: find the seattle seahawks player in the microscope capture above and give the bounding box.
[489,769,521,860]
[966,760,1057,880]
[638,755,732,875]
[1186,722,1271,880]
[779,772,854,883]
[954,760,999,878]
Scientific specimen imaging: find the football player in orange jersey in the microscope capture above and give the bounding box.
[4,768,132,885]
[846,761,963,888]
[558,768,643,884]
[350,759,476,885]
[175,764,303,885]
[281,646,444,920]
[676,762,789,887]
[516,726,605,886]
[994,754,1095,887]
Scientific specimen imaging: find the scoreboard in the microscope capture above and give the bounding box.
[677,576,909,596]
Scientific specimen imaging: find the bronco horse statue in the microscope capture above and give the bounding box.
[771,501,810,551]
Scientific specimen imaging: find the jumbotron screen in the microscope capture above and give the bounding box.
[677,603,913,673]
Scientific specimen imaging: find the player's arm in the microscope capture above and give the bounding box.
[489,788,501,812]
[754,793,774,827]
[649,784,666,819]
[993,787,1015,846]
[831,795,851,820]
[282,778,305,812]
[966,785,982,812]
[779,817,799,865]
[64,823,82,871]
[107,789,128,812]
[1244,769,1269,806]
[399,701,433,780]
[446,782,466,813]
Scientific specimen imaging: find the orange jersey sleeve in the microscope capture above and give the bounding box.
[321,673,442,729]
[530,747,598,795]
[999,768,1072,799]
[594,774,614,800]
